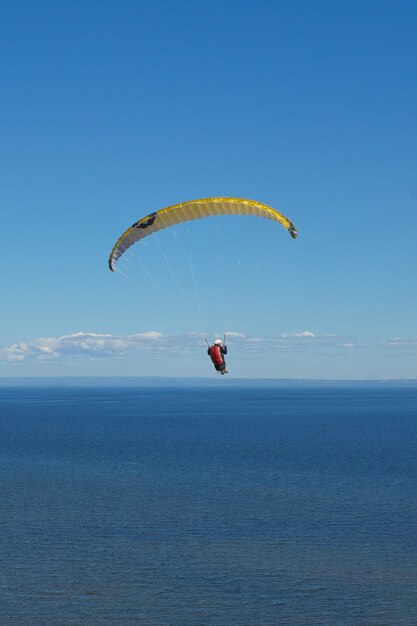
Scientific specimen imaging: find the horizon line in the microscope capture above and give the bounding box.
[1,375,417,387]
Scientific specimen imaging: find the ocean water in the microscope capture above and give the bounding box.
[1,385,417,625]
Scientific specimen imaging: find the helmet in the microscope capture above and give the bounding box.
[214,339,222,345]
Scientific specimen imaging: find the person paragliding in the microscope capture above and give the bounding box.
[207,338,228,375]
[108,198,298,375]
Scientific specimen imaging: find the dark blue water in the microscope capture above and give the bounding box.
[1,385,417,625]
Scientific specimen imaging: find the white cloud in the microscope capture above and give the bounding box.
[0,331,166,363]
[236,331,352,353]
[382,337,417,350]
[1,344,27,362]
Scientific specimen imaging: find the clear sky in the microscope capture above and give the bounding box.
[1,0,417,379]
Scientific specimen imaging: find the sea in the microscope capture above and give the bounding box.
[1,382,417,626]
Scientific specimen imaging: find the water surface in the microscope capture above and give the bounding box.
[1,385,417,625]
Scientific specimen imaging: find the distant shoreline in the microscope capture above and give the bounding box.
[1,376,417,388]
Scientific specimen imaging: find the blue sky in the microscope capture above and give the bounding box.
[1,0,417,378]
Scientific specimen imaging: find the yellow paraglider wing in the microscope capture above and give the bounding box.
[108,197,298,271]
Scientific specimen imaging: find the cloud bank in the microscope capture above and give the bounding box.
[0,330,358,364]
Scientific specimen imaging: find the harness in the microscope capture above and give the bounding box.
[209,345,224,368]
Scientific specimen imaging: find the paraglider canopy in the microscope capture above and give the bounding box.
[108,197,298,271]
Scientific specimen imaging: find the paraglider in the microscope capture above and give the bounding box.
[206,337,228,375]
[108,197,298,376]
